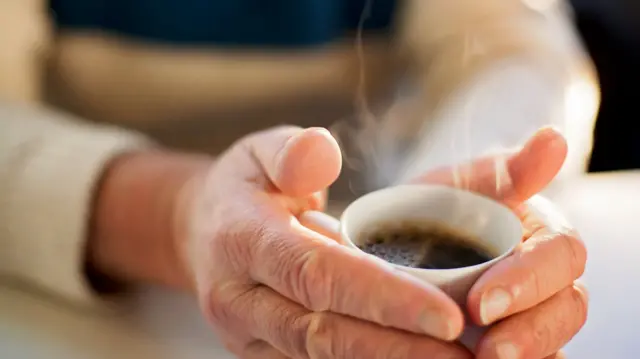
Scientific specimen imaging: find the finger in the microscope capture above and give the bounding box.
[298,210,343,243]
[242,340,289,359]
[243,126,342,196]
[467,225,587,325]
[412,127,567,205]
[234,285,472,359]
[476,284,588,359]
[247,216,464,340]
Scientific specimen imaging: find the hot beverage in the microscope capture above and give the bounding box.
[358,221,498,269]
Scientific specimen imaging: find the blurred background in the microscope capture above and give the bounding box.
[37,0,640,184]
[571,0,640,172]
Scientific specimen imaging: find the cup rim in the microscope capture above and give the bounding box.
[339,184,522,273]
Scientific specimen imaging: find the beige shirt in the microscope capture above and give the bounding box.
[0,0,599,305]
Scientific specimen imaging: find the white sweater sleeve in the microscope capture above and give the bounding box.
[393,0,599,187]
[0,103,151,306]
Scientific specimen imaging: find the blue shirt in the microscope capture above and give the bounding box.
[50,0,397,48]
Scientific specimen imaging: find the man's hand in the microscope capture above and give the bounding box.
[305,127,587,359]
[89,126,471,358]
[409,127,588,359]
[172,127,471,358]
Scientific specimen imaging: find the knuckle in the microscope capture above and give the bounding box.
[201,282,241,328]
[259,293,308,356]
[202,281,257,334]
[558,233,587,279]
[531,287,588,355]
[295,247,334,311]
[555,315,574,346]
[217,211,267,271]
[569,285,589,328]
[303,312,404,359]
[270,311,325,359]
[303,312,338,359]
[255,230,333,311]
[252,227,296,280]
[532,313,564,355]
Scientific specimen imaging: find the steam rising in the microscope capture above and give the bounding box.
[330,0,513,197]
[330,0,418,193]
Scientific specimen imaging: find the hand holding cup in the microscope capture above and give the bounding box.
[177,126,473,359]
[303,127,588,359]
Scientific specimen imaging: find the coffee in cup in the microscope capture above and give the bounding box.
[301,184,523,351]
[357,220,499,270]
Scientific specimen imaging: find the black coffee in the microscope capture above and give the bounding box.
[358,221,498,269]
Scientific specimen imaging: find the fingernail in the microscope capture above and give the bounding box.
[536,126,566,148]
[480,288,512,324]
[275,128,333,168]
[496,342,521,359]
[275,132,300,171]
[574,281,589,302]
[419,310,454,340]
[309,126,333,137]
[535,125,562,136]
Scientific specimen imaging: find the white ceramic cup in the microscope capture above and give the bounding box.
[303,184,523,350]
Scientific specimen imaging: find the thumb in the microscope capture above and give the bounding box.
[246,126,342,196]
[413,127,568,205]
[506,126,568,202]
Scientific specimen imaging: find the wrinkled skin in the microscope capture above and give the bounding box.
[174,126,587,359]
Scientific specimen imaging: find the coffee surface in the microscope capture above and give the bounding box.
[358,221,497,269]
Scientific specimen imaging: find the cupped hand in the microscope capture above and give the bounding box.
[413,127,588,359]
[174,126,472,359]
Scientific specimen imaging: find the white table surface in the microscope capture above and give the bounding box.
[1,172,637,359]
